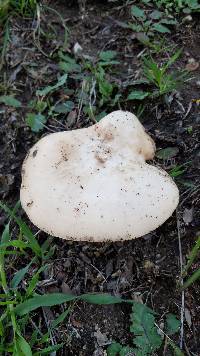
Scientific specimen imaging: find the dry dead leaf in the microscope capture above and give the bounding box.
[61,282,74,295]
[186,61,199,72]
[94,328,109,347]
[71,316,82,328]
[183,207,193,225]
[185,308,192,328]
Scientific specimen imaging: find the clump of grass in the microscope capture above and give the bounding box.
[0,0,37,21]
[127,50,188,102]
[0,201,185,355]
[24,49,121,132]
[142,50,187,96]
[0,202,59,354]
[58,49,121,121]
[0,0,38,70]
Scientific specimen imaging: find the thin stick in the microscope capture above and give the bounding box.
[176,209,185,349]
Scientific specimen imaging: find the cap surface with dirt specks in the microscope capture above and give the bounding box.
[20,110,179,242]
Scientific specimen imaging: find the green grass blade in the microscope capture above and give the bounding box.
[0,20,9,70]
[36,73,68,96]
[0,223,9,293]
[80,293,124,304]
[0,240,29,249]
[0,202,41,256]
[1,223,10,244]
[16,334,33,356]
[0,301,17,305]
[182,236,200,277]
[163,49,182,72]
[11,261,33,289]
[15,292,132,316]
[182,268,200,290]
[0,250,23,255]
[26,264,48,297]
[17,221,42,256]
[50,308,71,328]
[15,293,76,316]
[33,343,64,355]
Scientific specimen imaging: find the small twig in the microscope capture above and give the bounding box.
[87,262,107,283]
[34,229,41,237]
[184,340,192,356]
[176,209,185,349]
[182,101,193,121]
[42,307,57,355]
[180,185,200,207]
[77,80,85,123]
[41,4,69,49]
[32,4,49,58]
[42,123,57,132]
[155,322,182,354]
[29,317,43,337]
[89,78,97,123]
[51,116,69,130]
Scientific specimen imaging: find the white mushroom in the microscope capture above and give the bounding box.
[20,110,179,242]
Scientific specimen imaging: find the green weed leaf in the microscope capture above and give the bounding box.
[149,10,163,19]
[0,95,21,107]
[136,33,150,45]
[26,113,47,132]
[166,314,181,335]
[120,347,135,356]
[169,165,186,178]
[131,6,146,19]
[160,18,177,25]
[33,343,64,355]
[99,50,117,62]
[130,303,162,354]
[96,111,107,122]
[168,340,185,356]
[36,74,68,96]
[59,61,81,73]
[153,23,171,33]
[53,101,74,113]
[98,80,114,98]
[107,343,122,355]
[127,90,149,100]
[156,147,179,160]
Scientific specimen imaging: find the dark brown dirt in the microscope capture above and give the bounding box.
[0,1,200,355]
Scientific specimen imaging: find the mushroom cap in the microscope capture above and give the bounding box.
[20,110,179,242]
